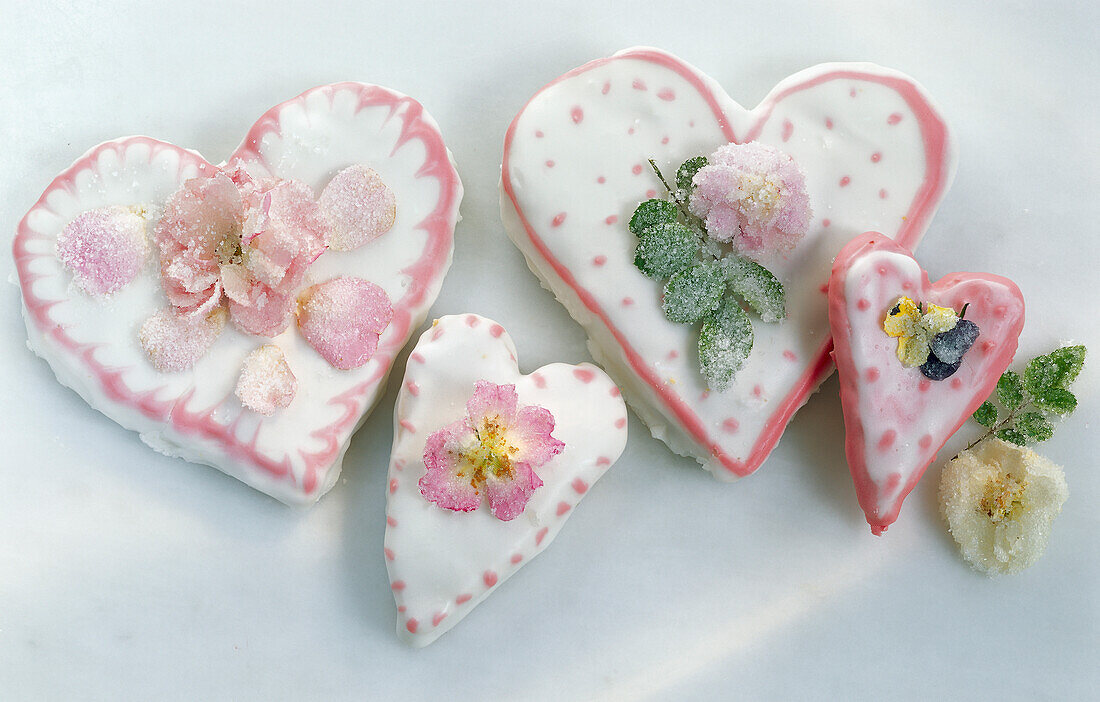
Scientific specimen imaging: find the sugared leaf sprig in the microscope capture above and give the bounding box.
[970,345,1085,448]
[629,158,787,390]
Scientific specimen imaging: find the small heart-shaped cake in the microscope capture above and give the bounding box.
[383,314,628,646]
[501,47,955,480]
[828,233,1024,533]
[13,83,462,505]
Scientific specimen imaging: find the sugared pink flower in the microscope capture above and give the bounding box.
[153,167,328,336]
[419,380,565,521]
[295,276,393,370]
[688,142,811,260]
[56,206,149,296]
[234,344,297,415]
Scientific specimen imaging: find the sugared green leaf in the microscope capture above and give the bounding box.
[1049,345,1086,387]
[973,401,998,428]
[675,156,708,196]
[698,297,754,391]
[1023,347,1085,396]
[996,427,1028,446]
[1017,411,1055,442]
[1033,387,1077,415]
[628,198,678,236]
[996,371,1025,410]
[662,262,726,324]
[722,257,786,323]
[633,222,699,279]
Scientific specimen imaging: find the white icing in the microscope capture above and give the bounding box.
[17,85,462,505]
[501,48,955,479]
[384,314,628,647]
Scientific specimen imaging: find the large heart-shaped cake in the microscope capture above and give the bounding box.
[501,47,955,479]
[13,83,462,505]
[384,314,628,646]
[829,233,1025,533]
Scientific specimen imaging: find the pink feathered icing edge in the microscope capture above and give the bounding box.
[13,83,460,500]
[501,49,952,477]
[828,233,1025,534]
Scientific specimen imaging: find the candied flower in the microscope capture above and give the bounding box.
[688,142,811,260]
[940,438,1068,575]
[139,306,227,373]
[296,276,393,370]
[319,164,396,251]
[56,206,149,297]
[419,380,565,521]
[883,297,959,367]
[153,167,329,336]
[235,344,297,416]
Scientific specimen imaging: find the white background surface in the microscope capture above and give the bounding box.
[1,1,1097,699]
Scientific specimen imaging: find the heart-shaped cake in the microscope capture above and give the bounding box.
[13,83,462,505]
[383,314,628,646]
[501,47,955,479]
[829,233,1024,533]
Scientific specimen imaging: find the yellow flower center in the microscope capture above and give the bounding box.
[456,415,518,488]
[979,473,1028,523]
[734,172,782,220]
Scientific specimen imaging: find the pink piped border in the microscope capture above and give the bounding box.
[828,233,1024,534]
[13,83,461,500]
[501,49,952,477]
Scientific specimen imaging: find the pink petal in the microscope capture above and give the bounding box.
[243,180,329,284]
[228,286,294,337]
[295,276,393,369]
[465,381,519,429]
[234,344,297,415]
[511,405,566,469]
[154,172,243,308]
[484,461,543,521]
[319,164,396,251]
[138,307,226,373]
[56,206,149,296]
[420,420,481,512]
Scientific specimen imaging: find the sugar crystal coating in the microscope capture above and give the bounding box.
[319,164,396,251]
[138,307,226,373]
[56,206,149,296]
[296,276,393,369]
[940,438,1068,575]
[234,344,297,416]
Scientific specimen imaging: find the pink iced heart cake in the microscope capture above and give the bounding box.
[384,314,628,646]
[828,233,1024,533]
[13,83,462,505]
[501,47,955,479]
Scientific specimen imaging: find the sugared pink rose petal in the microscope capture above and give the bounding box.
[138,307,226,373]
[243,180,329,286]
[228,287,295,337]
[56,206,149,297]
[466,380,519,430]
[419,419,481,512]
[319,164,396,251]
[234,344,297,416]
[484,460,543,521]
[154,172,243,313]
[511,404,566,467]
[296,276,393,369]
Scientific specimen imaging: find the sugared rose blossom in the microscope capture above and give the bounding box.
[153,167,329,336]
[688,142,811,260]
[940,438,1068,575]
[419,381,565,521]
